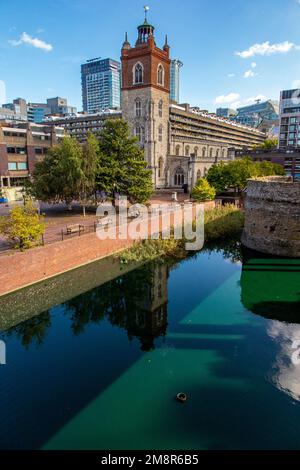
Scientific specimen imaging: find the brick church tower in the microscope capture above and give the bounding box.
[121,8,171,188]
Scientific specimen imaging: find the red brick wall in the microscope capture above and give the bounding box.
[0,204,213,296]
[0,143,8,175]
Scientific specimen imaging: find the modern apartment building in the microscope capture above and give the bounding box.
[170,59,183,103]
[0,122,64,200]
[279,89,300,149]
[81,58,121,113]
[44,110,121,142]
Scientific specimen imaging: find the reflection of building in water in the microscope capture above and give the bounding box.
[127,264,169,351]
[240,252,300,400]
[240,252,300,323]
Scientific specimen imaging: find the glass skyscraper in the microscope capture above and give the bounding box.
[170,59,183,103]
[81,58,121,113]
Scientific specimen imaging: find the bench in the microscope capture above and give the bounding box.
[97,217,113,229]
[66,224,85,235]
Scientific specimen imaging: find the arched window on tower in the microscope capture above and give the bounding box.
[209,148,213,158]
[202,147,206,158]
[222,149,226,158]
[158,157,164,178]
[157,64,164,86]
[135,99,142,117]
[174,167,185,186]
[175,145,180,156]
[134,63,143,84]
[185,146,190,156]
[194,147,198,157]
[158,125,163,142]
[216,149,219,158]
[158,100,163,118]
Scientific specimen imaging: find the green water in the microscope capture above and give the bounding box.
[0,244,299,450]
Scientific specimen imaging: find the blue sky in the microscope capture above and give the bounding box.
[1,0,300,111]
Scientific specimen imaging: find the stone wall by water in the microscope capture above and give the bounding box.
[242,176,300,258]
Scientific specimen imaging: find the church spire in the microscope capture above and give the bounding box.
[122,31,130,50]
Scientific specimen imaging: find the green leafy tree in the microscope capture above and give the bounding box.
[254,138,278,150]
[97,119,153,203]
[31,137,84,209]
[205,161,228,193]
[191,178,216,201]
[80,132,99,216]
[207,157,285,194]
[0,201,45,250]
[255,160,285,176]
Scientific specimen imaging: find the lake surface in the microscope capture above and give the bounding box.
[0,244,300,450]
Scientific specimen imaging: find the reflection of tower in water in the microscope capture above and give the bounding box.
[127,264,169,351]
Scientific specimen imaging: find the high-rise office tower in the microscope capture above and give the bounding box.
[81,58,121,113]
[170,59,183,103]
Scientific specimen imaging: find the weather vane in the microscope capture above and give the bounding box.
[144,5,150,21]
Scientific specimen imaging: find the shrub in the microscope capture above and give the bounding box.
[204,205,244,241]
[191,178,216,202]
[118,238,185,264]
[0,201,45,250]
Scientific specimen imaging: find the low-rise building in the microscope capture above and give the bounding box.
[0,121,64,201]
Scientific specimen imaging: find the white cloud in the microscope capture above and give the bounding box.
[215,93,267,110]
[292,80,300,88]
[9,32,53,52]
[251,62,257,68]
[244,69,256,78]
[215,92,240,105]
[0,80,6,106]
[244,94,267,104]
[227,73,235,78]
[236,41,295,58]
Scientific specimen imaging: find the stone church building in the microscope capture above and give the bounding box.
[121,14,266,190]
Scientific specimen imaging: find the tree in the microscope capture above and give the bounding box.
[205,161,227,193]
[80,132,99,216]
[97,119,153,203]
[0,201,45,250]
[255,160,285,176]
[31,137,84,209]
[207,157,285,194]
[191,178,216,202]
[254,138,278,150]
